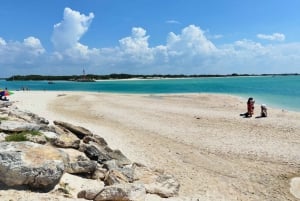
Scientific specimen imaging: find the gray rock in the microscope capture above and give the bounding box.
[52,125,80,149]
[103,159,120,170]
[107,149,131,166]
[41,131,59,141]
[8,108,49,125]
[133,165,180,198]
[0,120,42,132]
[87,183,146,201]
[92,165,108,180]
[0,132,7,142]
[55,173,104,198]
[0,101,13,108]
[82,135,108,146]
[61,148,97,174]
[80,142,112,163]
[54,121,93,139]
[78,189,100,200]
[81,139,131,166]
[25,133,47,144]
[103,162,134,185]
[0,141,65,189]
[144,174,180,198]
[104,169,131,185]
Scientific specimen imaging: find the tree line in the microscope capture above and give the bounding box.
[5,73,299,81]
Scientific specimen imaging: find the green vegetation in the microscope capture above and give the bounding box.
[5,130,42,142]
[0,117,8,121]
[6,73,300,81]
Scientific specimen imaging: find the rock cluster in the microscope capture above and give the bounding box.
[0,101,180,200]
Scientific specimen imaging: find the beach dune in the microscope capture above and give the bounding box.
[8,91,300,200]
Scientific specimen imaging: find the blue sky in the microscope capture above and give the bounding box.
[1,0,300,77]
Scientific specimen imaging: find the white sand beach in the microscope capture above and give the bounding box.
[3,91,300,200]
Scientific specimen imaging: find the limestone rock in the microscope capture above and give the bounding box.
[144,174,180,198]
[41,131,59,141]
[0,120,42,132]
[104,169,131,185]
[80,141,112,163]
[0,141,65,189]
[8,108,49,125]
[82,135,108,146]
[25,133,47,144]
[54,173,104,198]
[79,183,146,201]
[103,163,135,185]
[80,139,131,166]
[107,149,131,166]
[103,159,121,170]
[133,164,180,198]
[52,125,80,149]
[92,165,108,180]
[54,121,93,139]
[61,148,97,174]
[0,132,7,142]
[77,189,100,200]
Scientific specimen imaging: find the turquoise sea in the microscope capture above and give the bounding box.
[0,75,299,111]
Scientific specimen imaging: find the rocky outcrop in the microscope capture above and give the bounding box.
[8,108,49,125]
[0,100,180,200]
[54,173,105,198]
[62,148,97,174]
[54,120,93,139]
[52,125,80,149]
[0,141,65,189]
[79,138,132,167]
[0,120,43,132]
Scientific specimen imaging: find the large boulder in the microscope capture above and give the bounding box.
[133,164,180,198]
[80,141,112,163]
[80,137,131,166]
[0,141,65,190]
[54,121,93,139]
[82,135,108,146]
[52,125,80,149]
[54,173,104,198]
[0,120,42,132]
[61,148,97,174]
[8,108,49,125]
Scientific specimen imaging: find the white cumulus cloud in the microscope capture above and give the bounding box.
[0,36,45,65]
[167,25,216,55]
[51,7,94,52]
[23,37,45,56]
[257,33,285,41]
[118,27,154,63]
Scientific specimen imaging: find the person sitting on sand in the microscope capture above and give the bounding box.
[247,97,255,117]
[261,104,267,117]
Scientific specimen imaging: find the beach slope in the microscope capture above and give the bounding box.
[8,91,300,200]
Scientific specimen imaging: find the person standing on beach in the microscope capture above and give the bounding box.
[247,97,255,117]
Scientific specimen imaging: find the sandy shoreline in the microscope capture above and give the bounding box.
[6,91,300,200]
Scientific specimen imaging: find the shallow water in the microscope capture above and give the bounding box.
[1,75,299,111]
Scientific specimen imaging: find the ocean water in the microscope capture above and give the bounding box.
[0,75,299,111]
